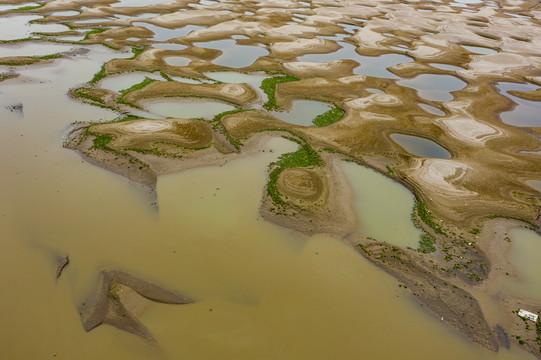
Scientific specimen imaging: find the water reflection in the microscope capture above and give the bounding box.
[390,133,451,158]
[397,74,467,102]
[133,22,203,42]
[298,41,412,79]
[496,82,541,127]
[271,100,332,126]
[193,39,268,68]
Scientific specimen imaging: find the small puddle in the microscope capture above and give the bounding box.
[205,72,268,85]
[111,0,173,7]
[526,180,541,192]
[354,53,413,79]
[50,11,80,16]
[271,100,332,126]
[397,74,467,102]
[298,42,412,79]
[153,43,187,51]
[450,2,470,8]
[115,13,158,19]
[366,88,384,94]
[164,56,191,67]
[73,18,113,24]
[503,12,531,19]
[145,99,236,119]
[193,39,269,68]
[496,82,541,127]
[390,133,451,158]
[133,22,203,42]
[169,76,204,84]
[55,35,86,42]
[338,23,360,34]
[99,72,165,93]
[419,103,446,116]
[461,45,498,55]
[342,161,422,249]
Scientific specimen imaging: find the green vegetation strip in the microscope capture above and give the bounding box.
[82,28,107,41]
[211,109,247,150]
[119,77,157,96]
[0,52,65,66]
[0,37,34,44]
[415,195,446,235]
[89,64,106,84]
[267,138,323,206]
[72,88,105,105]
[88,45,148,84]
[260,75,299,110]
[312,106,344,127]
[117,77,157,108]
[9,3,44,11]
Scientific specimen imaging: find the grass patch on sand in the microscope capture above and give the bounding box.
[418,233,436,253]
[312,105,344,127]
[91,133,114,150]
[260,75,299,110]
[129,46,146,59]
[267,137,323,206]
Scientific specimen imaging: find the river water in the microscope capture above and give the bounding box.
[0,7,536,360]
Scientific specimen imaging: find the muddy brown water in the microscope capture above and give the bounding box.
[0,5,537,356]
[0,49,533,360]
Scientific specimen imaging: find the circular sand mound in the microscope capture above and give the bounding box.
[346,94,401,109]
[220,84,246,96]
[276,168,325,202]
[172,120,213,146]
[124,120,172,133]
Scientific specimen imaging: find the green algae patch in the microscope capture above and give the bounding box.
[260,75,300,110]
[312,106,344,127]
